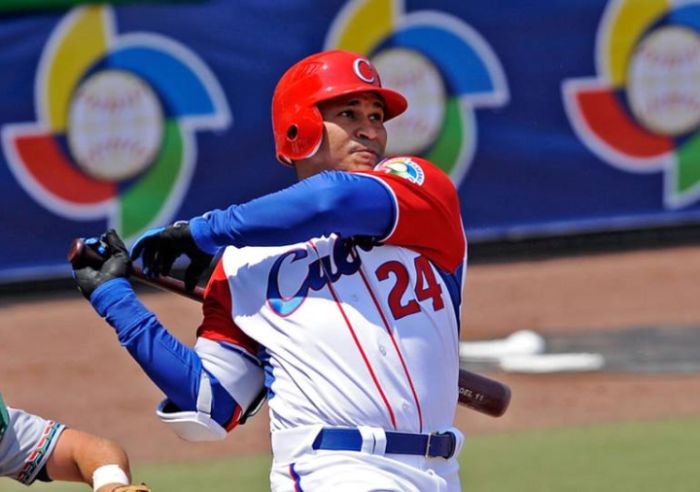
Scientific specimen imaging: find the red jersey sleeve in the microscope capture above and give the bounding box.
[197,258,259,356]
[357,156,466,273]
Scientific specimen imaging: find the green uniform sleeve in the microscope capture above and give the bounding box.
[0,393,9,442]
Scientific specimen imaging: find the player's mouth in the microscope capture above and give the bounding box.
[351,147,379,161]
[350,152,379,169]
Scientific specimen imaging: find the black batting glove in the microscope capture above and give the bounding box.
[72,229,131,299]
[129,221,213,292]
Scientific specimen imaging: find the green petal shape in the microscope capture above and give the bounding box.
[119,120,183,238]
[425,97,467,176]
[676,134,700,194]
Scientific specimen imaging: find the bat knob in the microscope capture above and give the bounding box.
[68,237,107,269]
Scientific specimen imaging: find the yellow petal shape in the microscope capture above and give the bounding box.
[601,0,669,86]
[40,6,111,131]
[326,0,398,54]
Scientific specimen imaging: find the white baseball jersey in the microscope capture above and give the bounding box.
[198,156,467,436]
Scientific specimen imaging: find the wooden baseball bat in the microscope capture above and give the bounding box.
[68,238,511,417]
[67,237,204,301]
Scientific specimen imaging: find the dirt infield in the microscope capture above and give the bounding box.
[2,245,700,463]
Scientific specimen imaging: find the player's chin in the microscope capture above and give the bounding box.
[346,152,380,171]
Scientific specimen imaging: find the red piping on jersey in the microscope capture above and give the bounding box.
[352,248,424,432]
[226,404,242,432]
[310,241,398,430]
[288,463,303,492]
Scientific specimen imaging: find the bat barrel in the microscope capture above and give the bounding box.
[458,369,511,417]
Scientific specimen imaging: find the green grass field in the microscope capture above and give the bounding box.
[3,416,698,491]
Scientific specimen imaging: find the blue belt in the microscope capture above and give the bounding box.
[312,428,456,459]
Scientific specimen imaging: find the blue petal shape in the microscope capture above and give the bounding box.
[105,46,215,118]
[669,5,700,31]
[379,25,494,96]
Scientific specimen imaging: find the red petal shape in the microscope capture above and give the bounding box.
[14,133,115,204]
[577,88,673,159]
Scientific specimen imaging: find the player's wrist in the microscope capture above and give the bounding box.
[92,464,129,491]
[188,216,220,255]
[90,278,133,313]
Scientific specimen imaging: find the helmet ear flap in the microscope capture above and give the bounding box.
[276,104,324,165]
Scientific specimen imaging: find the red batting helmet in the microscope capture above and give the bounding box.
[272,49,408,165]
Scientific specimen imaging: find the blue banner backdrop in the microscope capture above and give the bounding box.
[2,0,700,281]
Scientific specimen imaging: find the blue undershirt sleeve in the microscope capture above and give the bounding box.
[189,171,394,254]
[90,278,236,427]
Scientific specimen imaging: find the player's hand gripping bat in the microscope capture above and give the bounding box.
[68,237,511,417]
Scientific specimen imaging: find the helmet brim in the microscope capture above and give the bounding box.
[375,87,408,121]
[314,85,408,122]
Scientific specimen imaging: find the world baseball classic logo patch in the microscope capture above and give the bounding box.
[375,157,425,185]
[1,5,230,240]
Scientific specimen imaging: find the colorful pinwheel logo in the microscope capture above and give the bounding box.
[563,0,700,209]
[326,0,509,185]
[1,6,231,239]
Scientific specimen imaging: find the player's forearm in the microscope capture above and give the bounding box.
[46,428,130,486]
[189,171,395,253]
[76,437,130,490]
[89,279,237,426]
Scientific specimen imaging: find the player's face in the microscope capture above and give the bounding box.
[295,92,388,180]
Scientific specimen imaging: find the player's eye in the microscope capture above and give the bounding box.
[369,111,385,123]
[339,109,355,119]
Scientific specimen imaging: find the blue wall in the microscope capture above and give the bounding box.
[2,0,699,280]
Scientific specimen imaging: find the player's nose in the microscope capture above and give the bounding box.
[355,118,380,140]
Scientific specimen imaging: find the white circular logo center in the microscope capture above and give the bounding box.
[372,48,445,155]
[628,26,700,136]
[68,70,164,181]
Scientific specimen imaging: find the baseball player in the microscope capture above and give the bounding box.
[0,393,149,491]
[73,49,467,491]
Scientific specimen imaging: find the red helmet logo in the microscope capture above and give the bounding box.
[353,58,376,84]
